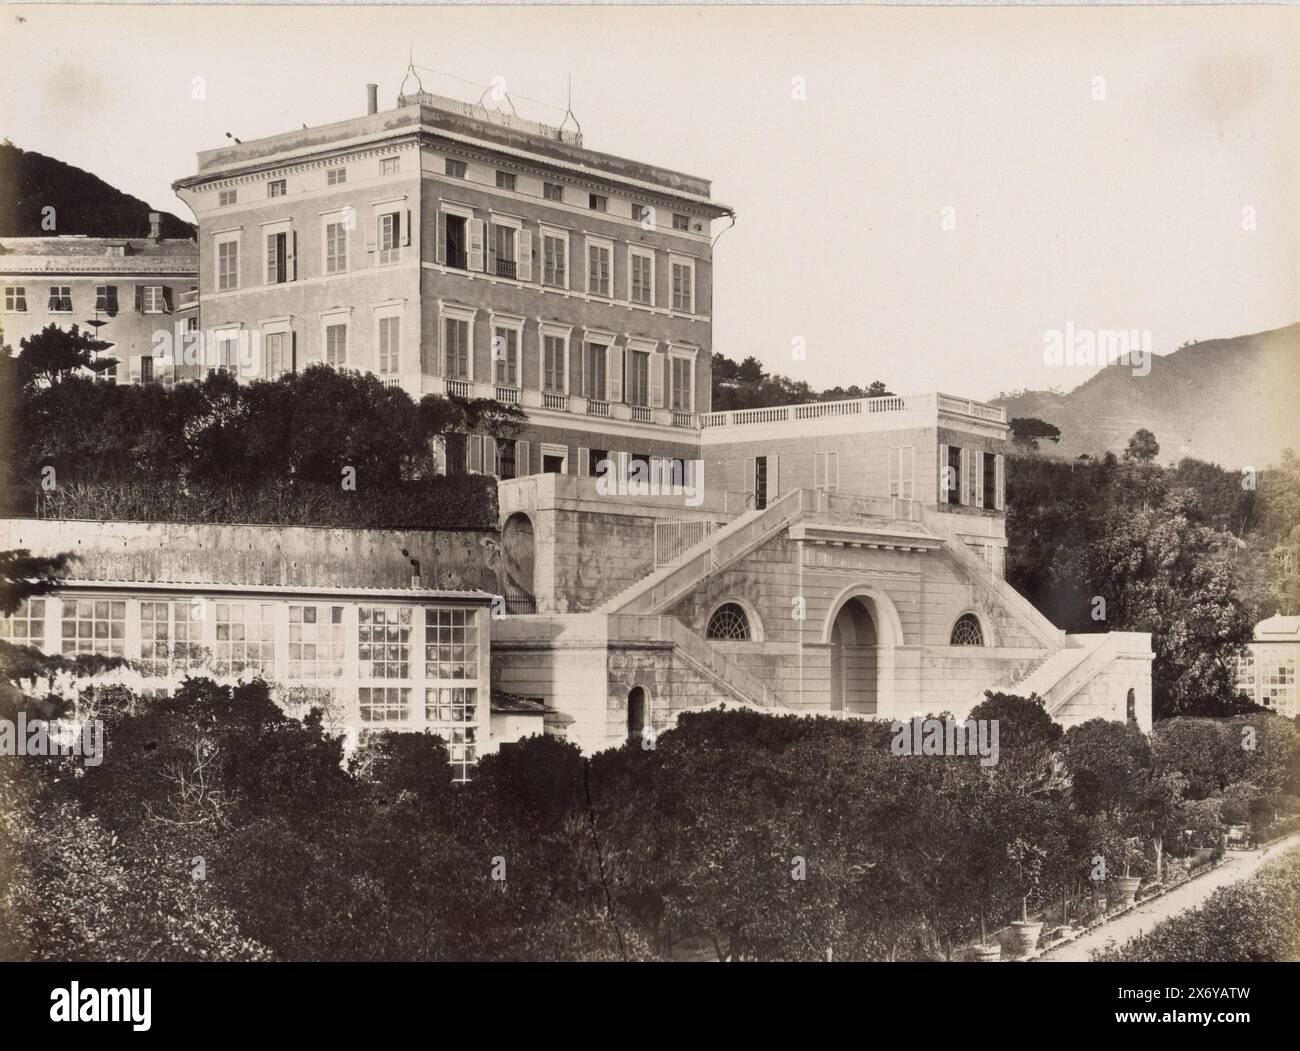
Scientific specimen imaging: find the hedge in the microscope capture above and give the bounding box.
[1091,841,1300,961]
[6,477,498,531]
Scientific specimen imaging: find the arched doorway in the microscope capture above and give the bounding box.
[627,686,647,742]
[822,586,903,715]
[500,512,535,613]
[829,597,879,714]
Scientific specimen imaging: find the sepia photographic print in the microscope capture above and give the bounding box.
[0,0,1298,1032]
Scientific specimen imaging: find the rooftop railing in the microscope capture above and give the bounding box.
[700,392,1005,429]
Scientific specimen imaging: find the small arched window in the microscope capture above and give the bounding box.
[706,602,751,641]
[950,613,984,646]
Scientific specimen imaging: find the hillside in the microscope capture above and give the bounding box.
[995,324,1300,469]
[0,142,193,239]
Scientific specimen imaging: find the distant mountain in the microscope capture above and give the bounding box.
[994,324,1300,469]
[0,142,194,239]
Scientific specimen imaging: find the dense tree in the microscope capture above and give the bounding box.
[1009,416,1062,452]
[1124,427,1160,463]
[16,323,114,386]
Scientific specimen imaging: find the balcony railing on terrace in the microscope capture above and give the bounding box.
[699,392,1005,428]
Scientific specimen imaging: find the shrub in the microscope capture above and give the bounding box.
[1092,843,1300,961]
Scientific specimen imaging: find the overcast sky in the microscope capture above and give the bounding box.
[3,4,1296,401]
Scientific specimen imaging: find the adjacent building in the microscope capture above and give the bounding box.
[1236,614,1299,717]
[172,84,730,476]
[0,215,198,383]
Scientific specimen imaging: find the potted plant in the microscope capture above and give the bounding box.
[1006,837,1047,956]
[1112,836,1144,906]
[972,909,1001,962]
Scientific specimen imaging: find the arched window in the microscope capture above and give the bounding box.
[706,602,751,640]
[950,613,984,646]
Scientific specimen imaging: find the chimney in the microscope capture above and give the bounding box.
[147,212,161,242]
[366,83,378,116]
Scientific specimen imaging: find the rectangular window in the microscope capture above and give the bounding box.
[671,259,694,313]
[543,182,564,202]
[445,214,467,269]
[214,601,276,675]
[325,323,347,368]
[0,598,45,648]
[359,686,410,723]
[588,242,611,297]
[983,452,997,509]
[213,332,239,375]
[889,446,915,500]
[48,286,72,312]
[815,451,840,491]
[94,286,116,314]
[632,203,650,224]
[445,158,466,179]
[673,213,691,231]
[140,356,154,384]
[947,446,962,505]
[4,286,27,312]
[268,179,286,198]
[425,686,478,782]
[326,167,347,186]
[628,350,650,407]
[288,604,345,679]
[378,212,400,265]
[542,233,567,288]
[380,157,400,176]
[493,326,519,386]
[754,456,769,510]
[60,599,126,658]
[138,600,202,677]
[424,608,479,680]
[357,606,411,679]
[589,449,610,478]
[585,343,608,401]
[493,224,517,279]
[265,331,291,378]
[543,334,566,393]
[589,193,608,212]
[444,317,470,379]
[1237,654,1256,692]
[630,251,654,305]
[495,171,517,191]
[142,285,165,313]
[217,240,239,291]
[325,221,348,274]
[670,357,692,411]
[378,316,400,375]
[218,189,237,207]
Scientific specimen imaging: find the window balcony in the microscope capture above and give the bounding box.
[542,391,568,411]
[630,405,652,423]
[494,259,517,280]
[672,411,695,428]
[586,399,610,417]
[495,384,521,404]
[445,377,473,399]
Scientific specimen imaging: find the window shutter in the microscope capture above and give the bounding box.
[485,436,498,476]
[578,237,588,294]
[290,230,298,280]
[650,349,665,407]
[467,435,483,474]
[578,446,589,477]
[468,218,485,271]
[366,217,377,254]
[486,221,497,273]
[134,284,143,312]
[161,286,173,312]
[938,444,949,503]
[436,210,446,265]
[571,338,585,398]
[975,452,985,508]
[608,343,623,402]
[816,452,825,490]
[769,455,781,500]
[404,209,412,248]
[518,229,533,282]
[515,440,529,477]
[995,454,1005,511]
[128,355,141,385]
